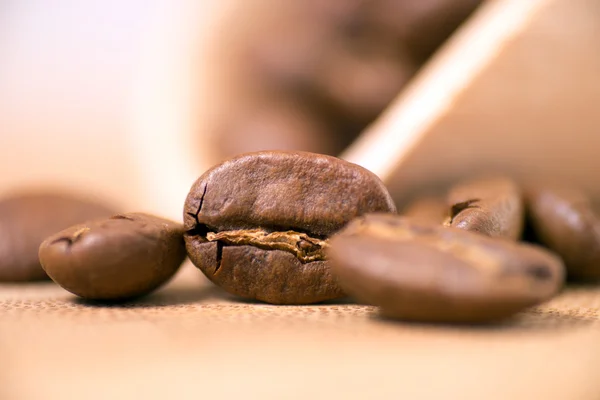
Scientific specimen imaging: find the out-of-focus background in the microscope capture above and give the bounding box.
[3,1,600,399]
[2,0,600,219]
[1,0,487,219]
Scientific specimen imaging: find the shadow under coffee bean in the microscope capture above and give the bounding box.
[183,150,396,305]
[72,284,224,308]
[328,214,565,324]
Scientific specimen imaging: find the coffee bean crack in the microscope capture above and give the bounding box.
[185,184,328,263]
[186,225,328,263]
[204,229,328,263]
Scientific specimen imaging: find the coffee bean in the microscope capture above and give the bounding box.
[401,196,448,224]
[445,177,524,240]
[328,214,564,323]
[38,213,186,300]
[0,192,116,282]
[526,183,600,281]
[183,150,396,305]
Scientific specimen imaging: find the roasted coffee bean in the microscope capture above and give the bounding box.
[445,177,524,240]
[328,214,564,323]
[401,196,448,224]
[183,150,396,305]
[526,183,600,281]
[39,213,186,300]
[0,192,116,282]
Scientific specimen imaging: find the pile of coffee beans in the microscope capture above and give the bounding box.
[1,151,595,324]
[209,0,483,159]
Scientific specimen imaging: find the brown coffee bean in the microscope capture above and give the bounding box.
[526,183,600,281]
[0,192,116,282]
[401,196,448,224]
[38,213,186,300]
[445,177,524,240]
[183,150,396,305]
[328,214,565,323]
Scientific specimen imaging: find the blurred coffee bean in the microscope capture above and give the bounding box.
[328,214,565,324]
[445,177,524,240]
[39,213,186,301]
[0,192,116,282]
[526,183,600,281]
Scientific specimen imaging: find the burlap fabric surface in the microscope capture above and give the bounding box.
[2,262,600,400]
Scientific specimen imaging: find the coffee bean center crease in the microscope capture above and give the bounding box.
[203,229,328,263]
